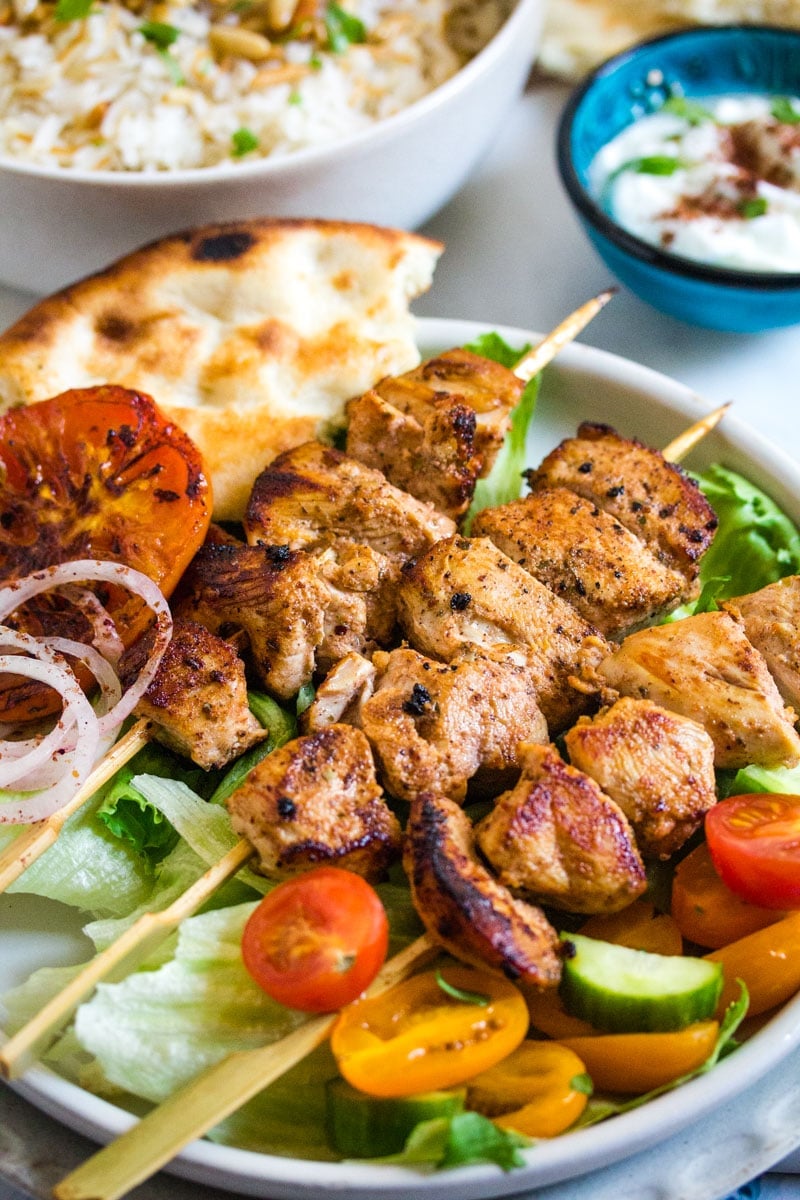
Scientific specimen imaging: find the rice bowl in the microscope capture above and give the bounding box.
[0,0,506,172]
[0,0,544,294]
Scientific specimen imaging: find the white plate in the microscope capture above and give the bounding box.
[3,316,800,1200]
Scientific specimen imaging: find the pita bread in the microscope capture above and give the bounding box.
[539,0,800,80]
[0,219,442,520]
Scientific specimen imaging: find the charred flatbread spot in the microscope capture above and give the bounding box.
[97,313,136,343]
[450,591,472,611]
[192,231,255,262]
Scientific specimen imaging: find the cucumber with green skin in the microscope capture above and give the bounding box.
[559,933,724,1033]
[325,1078,467,1158]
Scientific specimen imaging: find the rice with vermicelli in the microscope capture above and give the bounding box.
[0,0,510,172]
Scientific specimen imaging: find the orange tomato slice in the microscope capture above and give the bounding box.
[330,965,529,1098]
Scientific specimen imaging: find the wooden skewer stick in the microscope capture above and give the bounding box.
[0,836,254,1081]
[53,933,440,1200]
[0,718,152,896]
[662,402,731,463]
[512,287,617,383]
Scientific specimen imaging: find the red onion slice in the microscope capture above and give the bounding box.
[0,653,99,823]
[0,560,173,823]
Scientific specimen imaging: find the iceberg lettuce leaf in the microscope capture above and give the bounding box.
[3,795,153,918]
[462,334,539,529]
[697,464,800,599]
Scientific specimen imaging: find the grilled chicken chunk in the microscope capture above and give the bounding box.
[176,542,328,700]
[345,348,525,520]
[564,698,717,859]
[526,422,718,577]
[598,610,800,769]
[471,486,694,636]
[302,651,377,731]
[358,646,548,804]
[176,539,396,699]
[227,724,401,881]
[243,440,455,566]
[397,535,608,731]
[723,575,800,713]
[476,743,647,914]
[123,619,268,770]
[404,792,563,988]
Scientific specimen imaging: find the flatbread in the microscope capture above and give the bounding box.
[539,0,800,80]
[0,218,442,520]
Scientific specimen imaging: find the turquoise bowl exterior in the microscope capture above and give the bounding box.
[557,25,800,331]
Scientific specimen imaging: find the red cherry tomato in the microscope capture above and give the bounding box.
[705,794,800,910]
[241,866,389,1012]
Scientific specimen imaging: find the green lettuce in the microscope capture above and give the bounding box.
[665,464,800,622]
[463,333,540,529]
[378,1111,529,1171]
[95,742,212,865]
[696,464,800,599]
[0,795,153,918]
[207,691,296,807]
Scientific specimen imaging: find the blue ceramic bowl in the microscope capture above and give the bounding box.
[557,25,800,332]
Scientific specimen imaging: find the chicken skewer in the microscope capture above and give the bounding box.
[0,292,622,897]
[0,404,732,1078]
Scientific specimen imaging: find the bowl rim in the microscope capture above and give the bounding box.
[0,0,541,189]
[556,22,800,292]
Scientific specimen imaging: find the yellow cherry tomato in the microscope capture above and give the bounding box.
[526,986,598,1040]
[672,842,785,949]
[580,899,683,957]
[560,1021,719,1093]
[467,1040,589,1137]
[705,909,800,1016]
[330,965,529,1098]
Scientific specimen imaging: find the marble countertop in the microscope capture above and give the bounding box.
[2,74,800,1200]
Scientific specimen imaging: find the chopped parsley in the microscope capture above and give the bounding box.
[771,95,800,125]
[324,2,367,54]
[739,196,769,219]
[231,127,259,157]
[435,969,489,1007]
[631,155,684,176]
[139,21,180,50]
[54,0,94,21]
[661,96,713,126]
[137,21,184,83]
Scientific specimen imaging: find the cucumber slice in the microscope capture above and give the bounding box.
[559,933,723,1033]
[325,1078,466,1158]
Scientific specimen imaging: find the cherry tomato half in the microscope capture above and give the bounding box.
[705,794,800,910]
[241,866,389,1013]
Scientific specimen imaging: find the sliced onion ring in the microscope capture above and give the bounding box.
[0,559,172,823]
[0,652,99,823]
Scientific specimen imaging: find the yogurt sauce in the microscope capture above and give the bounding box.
[588,94,800,272]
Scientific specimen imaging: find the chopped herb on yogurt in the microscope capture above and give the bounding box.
[589,94,800,272]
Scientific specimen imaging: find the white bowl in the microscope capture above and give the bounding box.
[4,317,800,1199]
[0,0,544,296]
